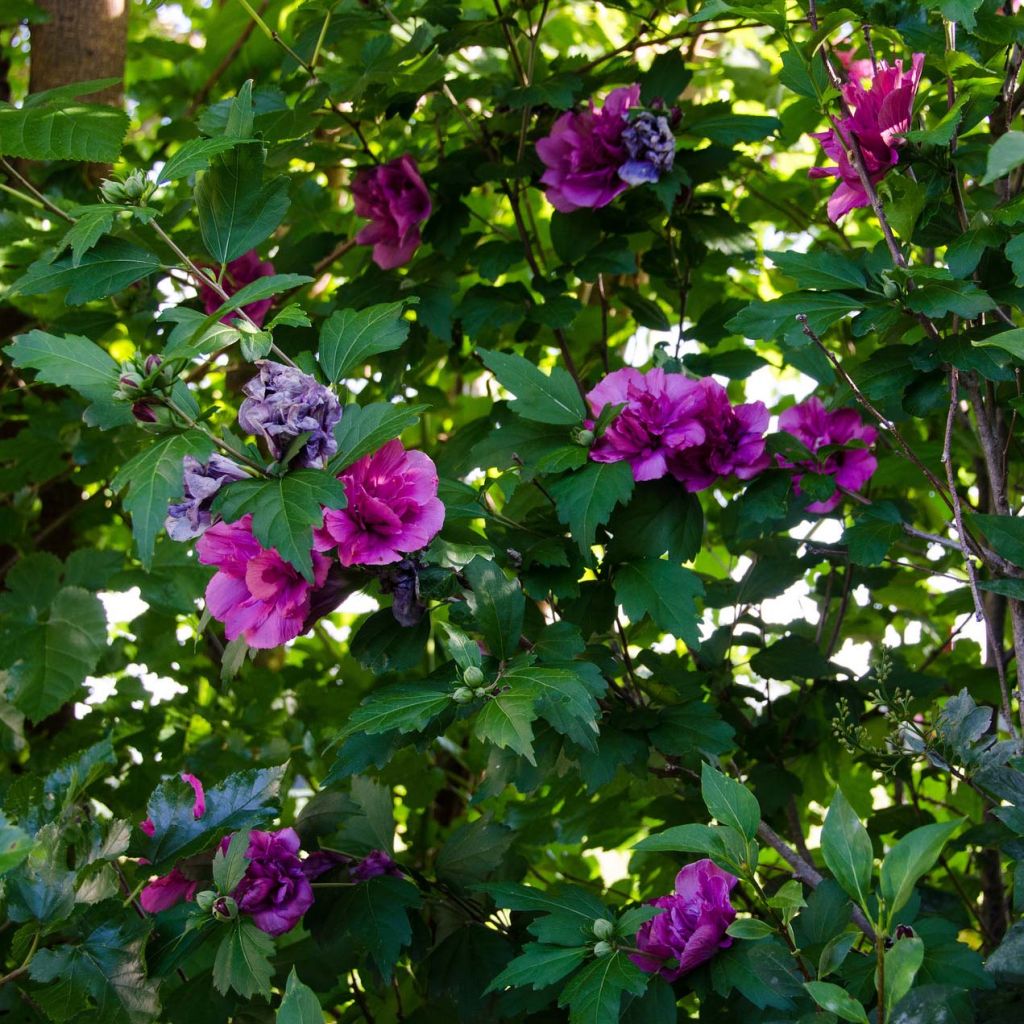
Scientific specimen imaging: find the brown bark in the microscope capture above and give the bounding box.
[29,0,127,105]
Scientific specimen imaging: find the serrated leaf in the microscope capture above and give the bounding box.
[487,943,588,992]
[476,689,539,764]
[333,876,421,980]
[318,300,413,383]
[502,663,603,750]
[614,559,703,648]
[277,968,322,1024]
[770,250,866,291]
[213,919,275,999]
[464,556,525,662]
[558,951,648,1024]
[212,470,346,580]
[0,93,129,162]
[4,329,118,404]
[327,402,427,473]
[701,763,760,841]
[159,136,248,183]
[213,828,251,894]
[344,681,452,737]
[550,461,634,553]
[0,813,35,875]
[436,820,513,888]
[479,349,586,425]
[56,207,116,266]
[202,273,312,326]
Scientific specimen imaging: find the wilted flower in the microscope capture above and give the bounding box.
[351,849,403,882]
[809,54,924,221]
[226,828,314,936]
[199,250,276,327]
[379,559,426,626]
[165,454,248,542]
[315,441,445,566]
[630,859,738,982]
[536,85,639,212]
[139,773,207,914]
[620,111,676,185]
[352,156,432,270]
[237,360,342,468]
[196,515,331,649]
[776,396,878,513]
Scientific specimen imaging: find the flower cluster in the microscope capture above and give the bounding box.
[809,53,924,221]
[536,85,676,212]
[352,156,432,270]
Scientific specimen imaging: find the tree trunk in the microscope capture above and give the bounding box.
[29,0,127,105]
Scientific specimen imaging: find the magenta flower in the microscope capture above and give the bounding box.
[226,828,314,936]
[352,156,432,270]
[630,859,738,982]
[586,367,707,482]
[351,849,403,882]
[776,397,878,513]
[315,441,445,567]
[536,85,639,212]
[199,250,276,327]
[666,379,770,492]
[196,515,331,648]
[809,54,924,221]
[139,773,207,914]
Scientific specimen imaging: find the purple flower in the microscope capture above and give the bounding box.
[351,849,403,882]
[776,397,878,513]
[380,559,426,627]
[199,250,277,327]
[352,156,432,270]
[666,379,769,492]
[619,111,676,185]
[165,454,248,541]
[536,85,639,212]
[315,441,445,566]
[237,361,342,468]
[228,828,314,936]
[630,859,738,982]
[809,54,924,221]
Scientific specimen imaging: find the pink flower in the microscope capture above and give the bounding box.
[196,516,331,648]
[199,250,276,327]
[315,441,445,566]
[352,156,432,270]
[536,86,639,212]
[776,397,878,513]
[139,773,207,914]
[809,54,924,221]
[630,860,738,982]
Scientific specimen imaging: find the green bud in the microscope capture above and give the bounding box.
[880,272,900,300]
[592,918,614,940]
[473,687,488,698]
[452,686,475,704]
[573,427,596,447]
[122,170,149,201]
[99,178,128,203]
[463,666,484,686]
[593,940,613,958]
[195,890,217,911]
[212,895,238,921]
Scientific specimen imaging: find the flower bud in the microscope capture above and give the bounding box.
[473,687,488,698]
[573,427,596,447]
[592,918,614,940]
[463,666,484,686]
[118,372,142,391]
[99,178,128,203]
[452,686,475,704]
[212,896,238,921]
[593,940,613,958]
[132,401,159,424]
[880,273,900,300]
[894,924,915,941]
[195,890,216,911]
[123,170,149,201]
[144,354,163,376]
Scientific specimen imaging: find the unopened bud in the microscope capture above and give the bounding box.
[593,941,613,958]
[212,896,238,921]
[573,427,596,447]
[132,401,158,423]
[463,666,484,686]
[473,687,488,698]
[123,170,149,201]
[592,918,614,940]
[894,924,915,941]
[195,890,216,911]
[99,178,128,203]
[144,354,163,376]
[452,686,474,704]
[119,372,142,391]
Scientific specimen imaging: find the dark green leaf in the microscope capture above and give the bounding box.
[318,300,412,384]
[327,402,427,473]
[550,462,634,554]
[212,919,275,999]
[479,349,586,425]
[464,556,525,662]
[0,90,128,161]
[821,789,873,912]
[277,968,322,1024]
[614,559,703,648]
[557,951,648,1024]
[701,762,760,841]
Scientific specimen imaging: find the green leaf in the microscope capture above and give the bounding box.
[803,981,870,1024]
[12,238,161,305]
[334,875,421,980]
[648,702,735,760]
[844,502,903,566]
[905,276,996,319]
[436,620,483,671]
[4,329,118,404]
[700,763,760,841]
[607,480,703,563]
[139,766,284,871]
[318,300,412,384]
[974,327,1024,361]
[436,820,513,888]
[111,431,214,569]
[641,49,691,104]
[57,206,116,266]
[633,823,721,854]
[350,609,430,672]
[879,820,962,922]
[558,951,648,1024]
[821,789,874,912]
[0,89,128,161]
[750,634,833,680]
[195,142,290,263]
[969,512,1024,567]
[1005,234,1024,287]
[982,130,1024,184]
[213,828,251,894]
[487,943,588,992]
[476,689,540,764]
[159,136,247,183]
[686,111,780,144]
[770,250,866,291]
[614,559,703,648]
[503,663,603,750]
[479,349,586,425]
[0,813,35,876]
[212,470,346,580]
[203,273,313,323]
[464,556,525,662]
[550,461,634,554]
[343,681,452,737]
[212,919,275,999]
[277,968,323,1024]
[327,402,427,473]
[884,937,925,1014]
[727,918,775,940]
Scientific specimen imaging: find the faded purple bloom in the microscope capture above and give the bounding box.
[586,367,706,482]
[238,360,342,468]
[165,454,248,542]
[380,559,426,626]
[301,850,350,880]
[536,85,639,212]
[200,250,276,327]
[619,111,676,185]
[352,156,432,270]
[227,828,314,936]
[630,859,738,982]
[776,396,878,513]
[351,849,402,882]
[315,441,445,567]
[809,54,924,221]
[666,379,769,492]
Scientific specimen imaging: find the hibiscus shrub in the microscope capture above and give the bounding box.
[5,0,1024,1022]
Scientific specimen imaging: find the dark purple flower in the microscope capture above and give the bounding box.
[352,156,432,270]
[776,397,878,513]
[237,360,342,468]
[132,401,159,423]
[228,828,314,936]
[630,859,738,982]
[619,111,676,185]
[351,849,402,882]
[165,453,248,542]
[380,559,426,627]
[536,85,639,212]
[199,250,277,327]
